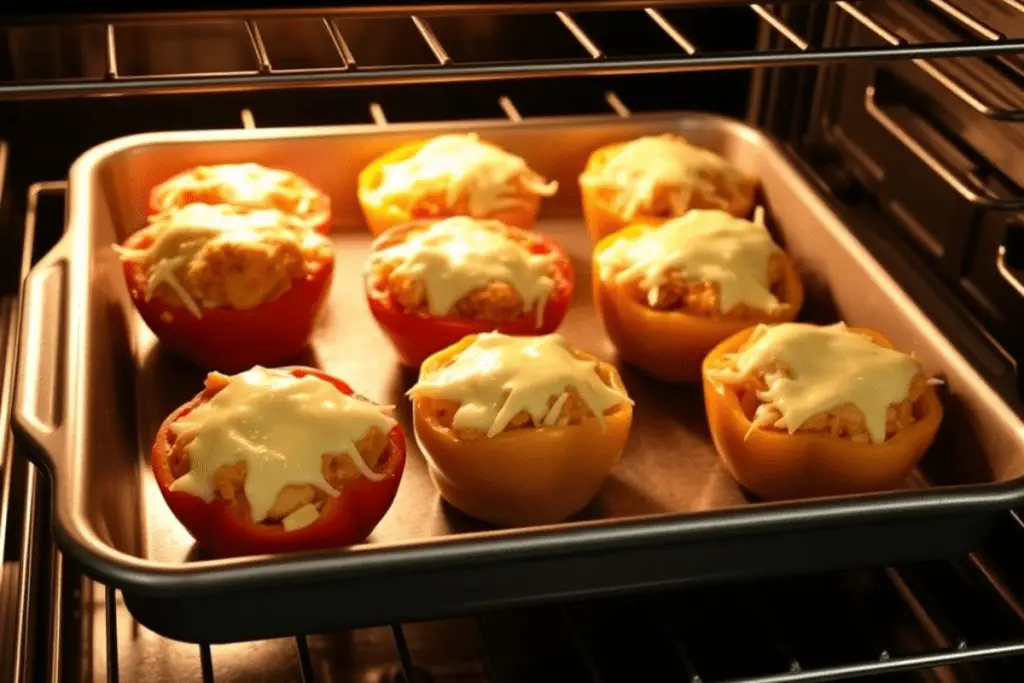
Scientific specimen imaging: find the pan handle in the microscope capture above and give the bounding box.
[12,214,70,471]
[863,85,1024,212]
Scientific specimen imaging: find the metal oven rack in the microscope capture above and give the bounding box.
[3,89,1024,683]
[0,0,1022,101]
[3,2,1024,682]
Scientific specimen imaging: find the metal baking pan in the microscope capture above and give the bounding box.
[12,113,1024,644]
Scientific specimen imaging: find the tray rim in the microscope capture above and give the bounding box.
[13,110,1024,597]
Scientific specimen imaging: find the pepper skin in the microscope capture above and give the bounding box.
[412,335,633,527]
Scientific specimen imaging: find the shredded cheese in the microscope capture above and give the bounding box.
[580,134,747,220]
[409,333,631,438]
[151,162,330,232]
[282,504,321,532]
[169,366,396,524]
[370,217,558,325]
[116,203,328,318]
[362,134,558,217]
[597,207,783,314]
[706,322,922,444]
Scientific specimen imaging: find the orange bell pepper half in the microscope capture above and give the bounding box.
[701,326,944,501]
[592,224,804,383]
[412,335,633,527]
[357,140,544,237]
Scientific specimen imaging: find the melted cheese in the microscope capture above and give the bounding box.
[370,217,558,324]
[408,333,631,438]
[363,134,558,216]
[116,203,327,318]
[581,134,745,219]
[707,322,922,444]
[169,366,396,524]
[598,208,782,314]
[152,162,329,231]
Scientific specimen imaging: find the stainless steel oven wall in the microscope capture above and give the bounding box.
[816,0,1024,379]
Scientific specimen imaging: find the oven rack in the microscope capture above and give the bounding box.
[4,89,1024,683]
[0,0,1022,104]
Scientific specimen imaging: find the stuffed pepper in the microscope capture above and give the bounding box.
[593,207,803,383]
[409,332,633,526]
[365,216,573,367]
[117,203,334,371]
[357,133,558,236]
[152,365,406,557]
[150,162,332,233]
[702,322,943,501]
[579,133,757,242]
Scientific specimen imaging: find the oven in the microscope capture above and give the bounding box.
[2,2,1024,682]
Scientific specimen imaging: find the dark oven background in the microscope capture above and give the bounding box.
[2,3,1024,683]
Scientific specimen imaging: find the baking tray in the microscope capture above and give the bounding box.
[12,113,1024,644]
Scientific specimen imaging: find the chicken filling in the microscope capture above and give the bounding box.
[119,203,332,316]
[707,323,929,444]
[368,219,561,323]
[599,208,788,319]
[621,253,788,320]
[413,334,629,442]
[364,134,558,219]
[732,369,928,443]
[581,134,752,221]
[151,163,330,231]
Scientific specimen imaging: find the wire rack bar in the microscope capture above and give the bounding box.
[295,636,315,683]
[560,607,607,683]
[1,343,28,683]
[246,21,272,74]
[645,7,698,55]
[411,15,452,66]
[718,642,1024,683]
[6,1,948,23]
[473,617,504,683]
[6,40,1018,101]
[104,24,119,80]
[498,94,522,121]
[750,4,808,51]
[390,623,418,682]
[10,415,41,683]
[369,101,388,125]
[0,3,1017,101]
[326,19,357,69]
[927,0,1003,38]
[105,587,120,683]
[240,107,256,129]
[604,90,632,117]
[743,585,804,674]
[199,643,215,683]
[0,1,869,23]
[655,610,703,682]
[556,11,604,59]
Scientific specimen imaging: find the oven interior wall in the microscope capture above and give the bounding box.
[1,2,1023,683]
